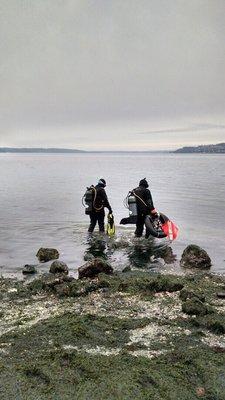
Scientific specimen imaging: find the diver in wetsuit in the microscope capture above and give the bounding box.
[133,178,158,238]
[88,179,112,233]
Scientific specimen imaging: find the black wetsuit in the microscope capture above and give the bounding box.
[88,184,112,233]
[133,185,155,238]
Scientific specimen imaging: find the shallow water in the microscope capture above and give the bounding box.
[0,153,224,277]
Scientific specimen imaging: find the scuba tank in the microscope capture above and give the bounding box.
[83,186,94,215]
[127,192,137,216]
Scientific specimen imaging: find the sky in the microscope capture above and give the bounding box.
[0,0,225,150]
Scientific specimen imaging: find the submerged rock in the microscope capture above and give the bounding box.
[22,264,37,274]
[78,258,113,279]
[50,261,68,274]
[180,244,211,269]
[36,248,59,263]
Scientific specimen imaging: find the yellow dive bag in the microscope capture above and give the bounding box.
[107,213,115,237]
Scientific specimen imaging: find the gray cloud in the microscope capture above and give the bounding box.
[0,0,224,149]
[138,123,225,135]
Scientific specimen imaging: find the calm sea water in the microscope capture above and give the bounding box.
[0,153,224,277]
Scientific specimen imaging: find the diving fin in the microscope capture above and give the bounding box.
[120,215,137,225]
[107,213,115,237]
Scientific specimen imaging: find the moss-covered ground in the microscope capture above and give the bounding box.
[1,271,225,399]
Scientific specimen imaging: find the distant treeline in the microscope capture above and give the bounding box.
[0,148,85,153]
[174,143,225,154]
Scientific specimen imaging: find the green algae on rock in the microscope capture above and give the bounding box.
[180,244,211,269]
[179,288,205,303]
[182,297,213,316]
[49,260,69,274]
[78,258,113,279]
[36,248,60,263]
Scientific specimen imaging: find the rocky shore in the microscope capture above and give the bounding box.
[0,242,225,399]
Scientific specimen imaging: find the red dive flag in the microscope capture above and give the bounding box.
[162,220,179,241]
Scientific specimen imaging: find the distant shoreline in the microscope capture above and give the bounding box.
[174,142,225,154]
[0,148,170,154]
[0,144,225,154]
[0,148,86,154]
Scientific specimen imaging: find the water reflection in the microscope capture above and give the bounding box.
[127,238,176,268]
[84,235,108,260]
[83,233,176,271]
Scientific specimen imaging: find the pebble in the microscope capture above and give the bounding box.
[8,288,17,293]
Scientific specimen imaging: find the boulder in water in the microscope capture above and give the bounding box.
[49,261,68,274]
[22,264,37,274]
[36,248,59,263]
[180,245,211,269]
[78,258,113,279]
